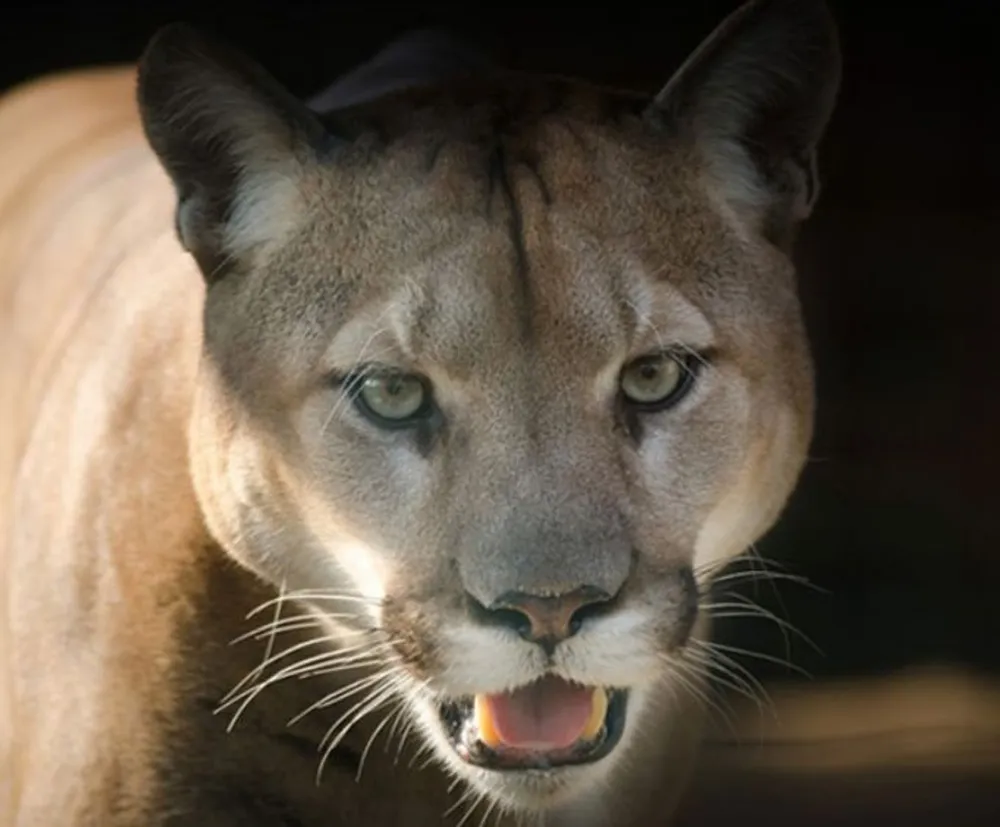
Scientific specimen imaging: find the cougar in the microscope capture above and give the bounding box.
[0,0,840,824]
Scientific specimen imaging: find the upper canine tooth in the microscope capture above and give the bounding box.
[582,687,608,740]
[474,694,502,748]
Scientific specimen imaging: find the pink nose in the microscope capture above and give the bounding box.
[475,586,613,650]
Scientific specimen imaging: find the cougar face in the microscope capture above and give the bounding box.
[138,0,839,813]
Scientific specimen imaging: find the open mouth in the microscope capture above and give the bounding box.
[438,675,628,771]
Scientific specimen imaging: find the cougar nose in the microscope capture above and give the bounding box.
[471,586,613,652]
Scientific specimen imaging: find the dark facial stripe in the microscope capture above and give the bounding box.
[488,142,535,343]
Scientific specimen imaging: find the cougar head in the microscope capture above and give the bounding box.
[138,0,839,813]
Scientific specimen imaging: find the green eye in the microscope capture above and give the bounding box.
[355,372,430,425]
[619,352,694,409]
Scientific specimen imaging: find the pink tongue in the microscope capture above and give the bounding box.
[485,677,593,751]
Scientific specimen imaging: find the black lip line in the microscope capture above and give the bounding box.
[439,689,629,772]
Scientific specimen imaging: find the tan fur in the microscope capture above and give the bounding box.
[0,68,207,824]
[0,2,839,825]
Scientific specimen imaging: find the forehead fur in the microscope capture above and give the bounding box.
[211,74,797,401]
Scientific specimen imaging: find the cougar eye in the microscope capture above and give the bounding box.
[350,370,432,427]
[619,351,696,411]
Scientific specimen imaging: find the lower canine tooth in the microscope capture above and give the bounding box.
[474,694,502,748]
[582,688,608,740]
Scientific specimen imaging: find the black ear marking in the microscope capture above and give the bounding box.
[644,0,841,246]
[137,23,336,281]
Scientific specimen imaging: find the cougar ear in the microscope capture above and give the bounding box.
[137,24,333,281]
[644,0,841,246]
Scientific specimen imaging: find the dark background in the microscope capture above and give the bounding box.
[3,0,995,697]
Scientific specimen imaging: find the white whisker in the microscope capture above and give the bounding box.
[453,788,490,827]
[355,698,404,782]
[661,652,737,734]
[316,672,407,782]
[219,635,393,717]
[246,590,380,619]
[685,641,774,715]
[230,613,365,645]
[697,639,812,679]
[291,665,401,727]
